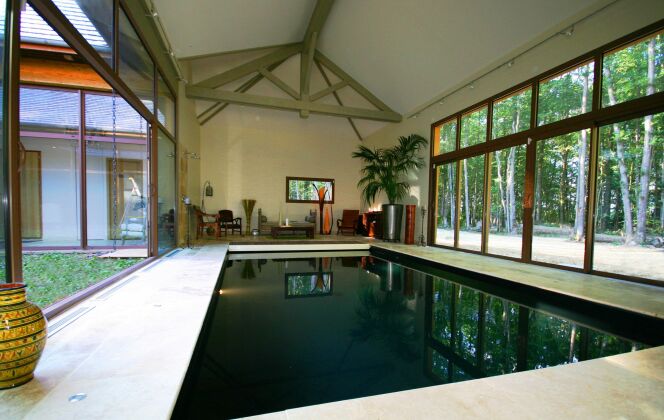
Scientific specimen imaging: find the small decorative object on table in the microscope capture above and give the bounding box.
[242,199,256,235]
[0,283,47,389]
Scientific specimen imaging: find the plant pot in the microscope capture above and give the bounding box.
[382,204,404,242]
[0,283,47,389]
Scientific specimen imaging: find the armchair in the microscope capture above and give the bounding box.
[337,209,359,235]
[219,210,242,236]
[193,206,219,239]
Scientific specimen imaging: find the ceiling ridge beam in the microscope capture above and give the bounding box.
[310,80,347,102]
[187,85,402,122]
[300,0,334,118]
[314,50,394,113]
[315,60,362,141]
[198,60,286,125]
[194,43,302,89]
[259,68,300,99]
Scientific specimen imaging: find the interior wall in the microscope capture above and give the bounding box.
[177,74,202,245]
[199,107,362,231]
[194,54,367,231]
[361,0,664,242]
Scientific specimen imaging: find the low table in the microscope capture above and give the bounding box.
[270,224,315,238]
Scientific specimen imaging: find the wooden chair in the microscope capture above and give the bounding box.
[337,209,359,235]
[219,210,242,236]
[193,206,219,239]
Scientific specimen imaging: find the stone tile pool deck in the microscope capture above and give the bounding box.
[0,241,662,419]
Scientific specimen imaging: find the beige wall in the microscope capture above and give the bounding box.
[177,75,202,245]
[362,0,664,242]
[194,55,367,231]
[199,106,362,231]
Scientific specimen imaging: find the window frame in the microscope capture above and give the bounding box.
[285,176,335,204]
[427,20,664,287]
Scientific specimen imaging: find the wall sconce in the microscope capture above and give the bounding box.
[203,180,214,197]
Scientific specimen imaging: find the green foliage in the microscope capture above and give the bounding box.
[22,253,143,308]
[353,134,428,205]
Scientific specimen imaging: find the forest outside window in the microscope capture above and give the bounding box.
[594,113,663,281]
[286,177,334,203]
[433,118,457,155]
[434,163,456,247]
[492,88,532,139]
[460,107,487,148]
[602,31,663,107]
[537,61,594,126]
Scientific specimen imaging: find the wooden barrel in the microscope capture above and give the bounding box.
[0,283,47,389]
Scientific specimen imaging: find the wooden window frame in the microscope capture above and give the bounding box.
[428,19,664,287]
[285,176,335,204]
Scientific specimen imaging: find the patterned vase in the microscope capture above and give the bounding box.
[0,283,47,389]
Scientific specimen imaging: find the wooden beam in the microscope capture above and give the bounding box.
[316,60,362,140]
[186,85,402,122]
[259,68,299,99]
[314,50,393,112]
[199,60,286,125]
[179,42,300,62]
[300,0,334,118]
[299,31,317,118]
[310,80,347,101]
[194,43,301,89]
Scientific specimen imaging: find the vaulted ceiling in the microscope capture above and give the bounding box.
[154,0,604,115]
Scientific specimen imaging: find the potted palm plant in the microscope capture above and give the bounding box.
[352,134,427,242]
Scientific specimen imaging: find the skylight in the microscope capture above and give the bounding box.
[20,1,109,48]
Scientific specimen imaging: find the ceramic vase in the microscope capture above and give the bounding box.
[0,283,47,389]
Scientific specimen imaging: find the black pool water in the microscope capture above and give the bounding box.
[174,251,663,419]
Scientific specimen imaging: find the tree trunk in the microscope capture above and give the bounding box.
[573,68,590,241]
[660,159,664,229]
[603,66,634,243]
[507,147,517,234]
[599,159,612,231]
[635,38,656,244]
[448,164,455,228]
[560,150,569,225]
[464,160,470,228]
[535,142,543,223]
[495,150,507,231]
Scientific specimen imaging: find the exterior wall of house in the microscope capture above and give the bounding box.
[361,0,664,242]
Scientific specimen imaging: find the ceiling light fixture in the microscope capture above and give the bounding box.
[506,60,515,68]
[560,26,574,37]
[468,83,475,89]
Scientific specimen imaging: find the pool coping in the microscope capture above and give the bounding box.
[369,242,664,320]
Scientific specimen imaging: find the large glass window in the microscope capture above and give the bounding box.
[433,119,456,155]
[434,163,456,247]
[458,155,484,251]
[538,62,594,126]
[594,113,663,281]
[85,92,149,249]
[602,32,663,107]
[118,7,154,113]
[532,130,590,268]
[491,88,531,139]
[488,145,525,258]
[157,72,175,135]
[20,87,81,248]
[157,130,176,254]
[53,0,113,66]
[460,107,487,148]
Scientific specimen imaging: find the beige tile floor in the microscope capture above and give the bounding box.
[0,245,227,420]
[1,240,663,419]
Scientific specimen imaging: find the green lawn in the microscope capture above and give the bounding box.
[20,253,143,308]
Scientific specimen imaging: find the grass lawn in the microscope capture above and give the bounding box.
[22,253,143,308]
